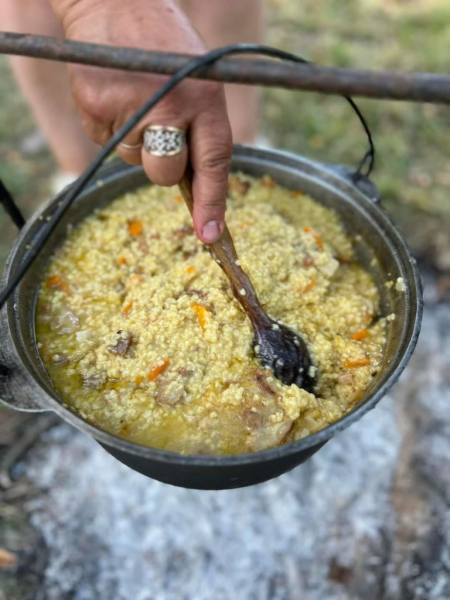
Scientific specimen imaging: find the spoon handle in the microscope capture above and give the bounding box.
[179,169,271,328]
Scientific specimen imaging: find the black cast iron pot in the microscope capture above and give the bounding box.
[0,146,422,489]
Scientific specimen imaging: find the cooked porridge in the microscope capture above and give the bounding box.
[35,174,386,455]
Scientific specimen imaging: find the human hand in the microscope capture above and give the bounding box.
[50,0,232,243]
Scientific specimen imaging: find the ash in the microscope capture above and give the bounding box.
[23,306,450,600]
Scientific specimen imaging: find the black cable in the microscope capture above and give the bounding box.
[0,180,25,230]
[0,43,375,311]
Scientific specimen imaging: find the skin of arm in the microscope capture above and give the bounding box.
[48,0,233,243]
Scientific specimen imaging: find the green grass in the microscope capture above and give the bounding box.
[0,59,55,268]
[263,0,450,218]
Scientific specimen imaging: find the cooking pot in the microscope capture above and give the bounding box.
[0,146,422,489]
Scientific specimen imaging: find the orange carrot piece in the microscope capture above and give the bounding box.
[117,256,127,266]
[303,278,317,293]
[343,358,370,368]
[303,226,324,250]
[186,266,196,275]
[172,195,184,203]
[46,275,69,292]
[128,220,143,236]
[123,302,133,314]
[148,358,170,381]
[262,175,276,188]
[352,329,369,341]
[46,275,62,287]
[191,302,208,331]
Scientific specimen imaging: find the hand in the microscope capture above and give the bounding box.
[50,0,232,243]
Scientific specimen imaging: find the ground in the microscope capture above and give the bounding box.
[0,0,450,598]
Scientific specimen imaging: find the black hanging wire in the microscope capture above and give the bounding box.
[0,180,26,230]
[0,43,375,311]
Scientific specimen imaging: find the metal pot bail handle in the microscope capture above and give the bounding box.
[270,50,379,201]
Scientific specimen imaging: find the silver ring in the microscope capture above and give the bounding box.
[143,125,186,157]
[119,142,143,151]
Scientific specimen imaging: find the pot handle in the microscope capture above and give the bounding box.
[321,163,381,203]
[0,306,49,413]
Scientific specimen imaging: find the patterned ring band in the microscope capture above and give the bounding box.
[143,125,186,157]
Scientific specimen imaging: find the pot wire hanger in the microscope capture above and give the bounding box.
[0,43,375,311]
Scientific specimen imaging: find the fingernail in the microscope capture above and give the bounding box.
[202,220,221,243]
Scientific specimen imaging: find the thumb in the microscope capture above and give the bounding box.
[189,111,233,244]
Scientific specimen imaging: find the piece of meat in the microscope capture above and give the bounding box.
[229,176,250,195]
[107,331,133,357]
[178,367,194,378]
[254,370,276,397]
[157,379,186,408]
[182,249,198,260]
[173,225,194,239]
[81,373,106,389]
[246,418,293,452]
[185,289,208,301]
[238,372,294,451]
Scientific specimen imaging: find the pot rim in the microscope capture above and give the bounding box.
[2,145,423,466]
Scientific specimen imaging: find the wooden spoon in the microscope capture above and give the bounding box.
[179,169,316,392]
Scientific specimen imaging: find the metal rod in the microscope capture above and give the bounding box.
[1,32,450,104]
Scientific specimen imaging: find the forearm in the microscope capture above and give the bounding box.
[48,0,180,33]
[47,0,203,53]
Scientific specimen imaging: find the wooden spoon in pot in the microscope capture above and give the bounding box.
[179,169,316,392]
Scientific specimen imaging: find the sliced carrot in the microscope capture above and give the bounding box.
[303,226,324,250]
[262,175,276,188]
[352,329,369,341]
[191,302,209,331]
[128,220,143,236]
[123,301,133,314]
[343,358,370,368]
[185,266,196,275]
[46,275,70,292]
[135,375,144,385]
[303,278,317,293]
[46,275,62,287]
[117,256,127,266]
[172,195,184,203]
[148,358,170,381]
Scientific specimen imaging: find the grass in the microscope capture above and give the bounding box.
[0,0,449,269]
[263,0,450,218]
